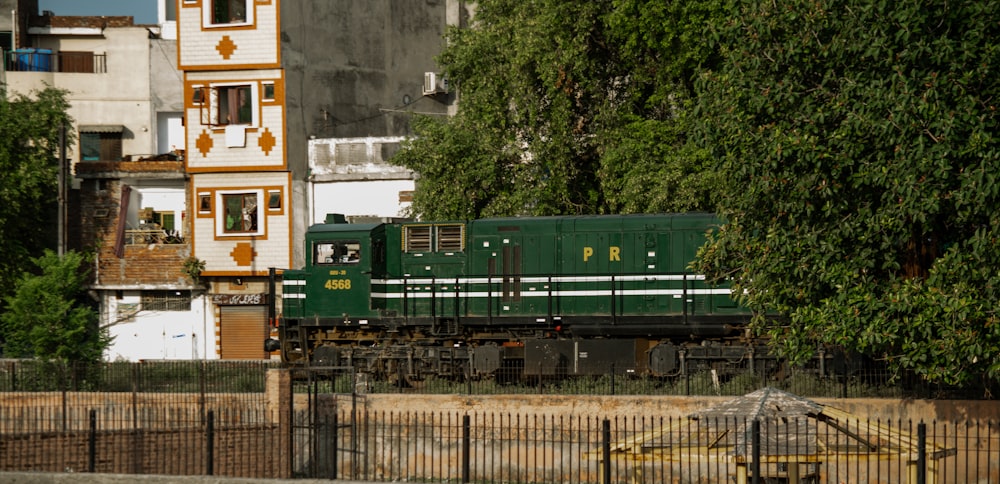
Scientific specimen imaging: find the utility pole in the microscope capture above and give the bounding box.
[58,122,67,256]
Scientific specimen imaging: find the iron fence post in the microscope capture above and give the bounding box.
[88,409,97,473]
[751,419,761,484]
[61,363,67,432]
[131,363,140,474]
[206,410,215,476]
[917,422,926,484]
[332,412,339,479]
[602,419,611,484]
[200,360,207,425]
[462,414,470,483]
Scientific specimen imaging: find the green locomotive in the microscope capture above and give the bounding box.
[273,213,760,383]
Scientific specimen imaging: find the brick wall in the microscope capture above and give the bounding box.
[30,15,135,29]
[74,166,192,287]
[96,244,191,286]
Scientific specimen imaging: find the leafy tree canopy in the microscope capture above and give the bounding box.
[694,1,1000,385]
[394,0,1000,385]
[0,86,73,299]
[394,0,723,219]
[1,250,107,362]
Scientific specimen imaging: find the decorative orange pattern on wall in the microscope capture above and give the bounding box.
[258,128,276,155]
[196,131,214,156]
[230,242,257,266]
[216,35,237,60]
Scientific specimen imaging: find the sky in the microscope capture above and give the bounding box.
[37,0,158,24]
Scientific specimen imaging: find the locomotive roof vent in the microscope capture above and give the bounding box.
[324,213,348,224]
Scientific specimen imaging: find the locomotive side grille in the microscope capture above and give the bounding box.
[436,224,465,251]
[404,225,432,252]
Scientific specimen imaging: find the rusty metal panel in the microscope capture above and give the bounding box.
[524,339,637,376]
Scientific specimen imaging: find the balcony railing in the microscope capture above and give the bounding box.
[3,49,107,73]
[125,229,185,245]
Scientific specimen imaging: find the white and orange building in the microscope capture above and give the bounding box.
[177,0,289,358]
[176,0,464,358]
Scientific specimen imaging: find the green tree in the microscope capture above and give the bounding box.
[596,0,726,214]
[1,250,107,362]
[694,1,1000,385]
[394,0,723,219]
[0,86,73,298]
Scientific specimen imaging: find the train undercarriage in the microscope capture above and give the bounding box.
[274,319,843,387]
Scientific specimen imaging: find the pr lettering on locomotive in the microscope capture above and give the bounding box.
[582,246,621,262]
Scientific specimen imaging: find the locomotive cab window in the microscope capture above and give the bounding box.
[316,240,361,264]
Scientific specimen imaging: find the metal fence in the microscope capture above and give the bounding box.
[0,360,282,477]
[310,411,999,484]
[319,362,996,401]
[2,405,998,483]
[0,358,994,400]
[3,49,108,73]
[0,359,278,393]
[1,360,999,482]
[0,406,281,476]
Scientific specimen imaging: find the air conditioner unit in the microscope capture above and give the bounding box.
[423,72,447,95]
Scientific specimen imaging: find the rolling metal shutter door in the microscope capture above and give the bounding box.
[220,305,267,359]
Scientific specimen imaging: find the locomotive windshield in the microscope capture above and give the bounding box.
[316,240,361,264]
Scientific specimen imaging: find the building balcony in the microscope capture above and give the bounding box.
[126,227,185,245]
[3,49,107,73]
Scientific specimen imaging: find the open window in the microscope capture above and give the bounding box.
[216,85,252,125]
[220,191,261,235]
[316,240,361,265]
[197,192,213,217]
[208,0,251,26]
[267,189,282,213]
[192,86,204,104]
[201,83,256,127]
[125,185,186,245]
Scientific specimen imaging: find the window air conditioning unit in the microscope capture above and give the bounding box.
[423,72,447,95]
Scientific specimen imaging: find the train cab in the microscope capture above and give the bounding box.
[281,218,384,324]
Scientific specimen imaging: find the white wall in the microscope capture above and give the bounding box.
[311,179,414,224]
[157,112,184,154]
[103,292,215,361]
[126,182,186,231]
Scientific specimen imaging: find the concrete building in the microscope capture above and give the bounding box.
[3,3,208,360]
[176,0,467,359]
